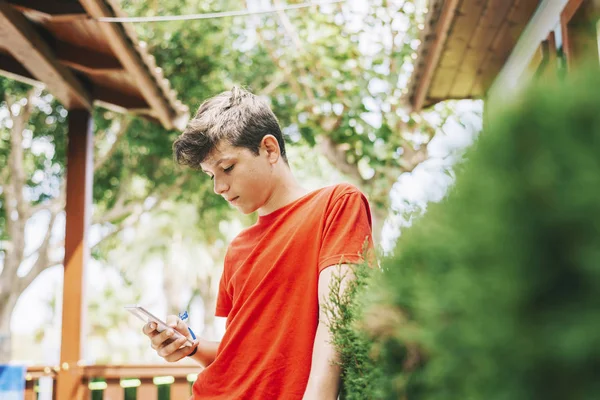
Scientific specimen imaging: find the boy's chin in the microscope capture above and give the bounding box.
[237,204,257,215]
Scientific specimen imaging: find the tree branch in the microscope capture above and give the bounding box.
[273,0,304,50]
[318,135,366,185]
[91,192,165,250]
[0,102,12,187]
[93,174,190,226]
[1,89,36,285]
[6,90,35,219]
[3,93,15,118]
[92,174,132,225]
[259,72,285,96]
[28,179,66,218]
[18,210,59,293]
[272,0,319,102]
[94,117,131,172]
[255,28,307,103]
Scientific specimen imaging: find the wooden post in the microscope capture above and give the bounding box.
[561,0,600,69]
[104,378,125,400]
[24,378,36,400]
[171,377,192,399]
[56,109,94,400]
[137,378,158,400]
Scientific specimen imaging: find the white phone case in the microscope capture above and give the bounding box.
[125,304,194,346]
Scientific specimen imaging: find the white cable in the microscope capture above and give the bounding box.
[97,0,347,23]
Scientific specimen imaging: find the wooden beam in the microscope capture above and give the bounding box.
[79,0,175,129]
[92,85,149,109]
[522,40,547,82]
[0,53,147,113]
[7,0,87,18]
[0,2,92,109]
[457,0,514,98]
[488,0,570,103]
[538,31,558,80]
[54,41,123,74]
[561,0,600,70]
[0,52,42,87]
[412,0,460,111]
[56,110,94,400]
[0,52,31,77]
[561,0,585,70]
[442,0,487,98]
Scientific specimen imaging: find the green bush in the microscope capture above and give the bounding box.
[332,67,600,399]
[325,260,386,400]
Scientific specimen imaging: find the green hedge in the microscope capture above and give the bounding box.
[332,67,600,399]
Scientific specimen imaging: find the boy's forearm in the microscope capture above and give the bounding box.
[303,321,341,400]
[190,338,220,368]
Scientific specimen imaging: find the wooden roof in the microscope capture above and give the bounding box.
[0,0,189,129]
[407,0,543,111]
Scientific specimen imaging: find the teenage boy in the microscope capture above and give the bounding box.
[143,87,373,399]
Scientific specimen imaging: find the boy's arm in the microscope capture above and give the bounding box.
[190,338,220,367]
[303,264,354,400]
[170,316,221,367]
[145,317,221,368]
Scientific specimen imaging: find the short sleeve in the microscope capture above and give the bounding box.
[215,252,232,317]
[215,272,232,317]
[318,189,374,273]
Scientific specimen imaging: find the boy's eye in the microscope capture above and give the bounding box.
[223,165,234,173]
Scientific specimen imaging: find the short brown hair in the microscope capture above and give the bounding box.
[173,87,287,168]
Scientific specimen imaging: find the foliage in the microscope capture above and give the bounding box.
[118,0,466,236]
[332,67,600,399]
[237,0,434,215]
[1,0,477,362]
[324,260,384,400]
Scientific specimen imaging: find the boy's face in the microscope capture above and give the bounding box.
[200,140,275,215]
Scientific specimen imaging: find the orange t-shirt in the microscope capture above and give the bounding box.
[192,183,373,399]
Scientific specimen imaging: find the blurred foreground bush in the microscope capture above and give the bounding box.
[331,67,600,399]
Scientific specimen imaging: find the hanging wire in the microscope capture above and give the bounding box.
[97,0,347,23]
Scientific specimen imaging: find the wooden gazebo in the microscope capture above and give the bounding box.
[0,0,190,398]
[407,0,599,112]
[407,0,543,111]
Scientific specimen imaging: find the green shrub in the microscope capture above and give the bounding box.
[332,67,600,399]
[325,260,385,400]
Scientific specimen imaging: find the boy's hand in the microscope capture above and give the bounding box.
[143,314,199,362]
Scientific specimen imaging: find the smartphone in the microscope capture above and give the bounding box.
[125,304,194,346]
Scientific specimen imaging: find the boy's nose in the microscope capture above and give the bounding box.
[213,178,229,195]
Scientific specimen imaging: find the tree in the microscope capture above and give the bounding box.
[1,0,479,362]
[240,0,443,239]
[120,0,478,242]
[98,201,247,341]
[0,83,222,362]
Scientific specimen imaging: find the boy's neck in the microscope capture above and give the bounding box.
[257,167,308,216]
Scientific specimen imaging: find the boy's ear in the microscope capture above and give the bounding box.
[261,135,280,164]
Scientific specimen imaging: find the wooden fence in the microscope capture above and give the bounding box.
[23,365,199,400]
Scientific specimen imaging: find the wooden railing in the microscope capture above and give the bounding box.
[25,364,199,400]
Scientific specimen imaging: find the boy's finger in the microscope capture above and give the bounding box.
[176,318,191,336]
[151,328,176,348]
[142,322,157,335]
[165,315,190,337]
[165,341,198,362]
[159,335,188,358]
[166,314,180,327]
